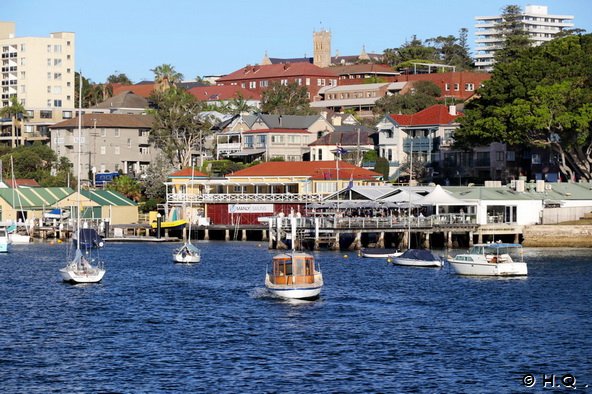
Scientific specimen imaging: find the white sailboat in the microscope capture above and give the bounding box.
[392,140,443,268]
[173,165,201,263]
[59,72,105,284]
[8,156,31,244]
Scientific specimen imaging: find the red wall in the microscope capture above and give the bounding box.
[206,203,305,225]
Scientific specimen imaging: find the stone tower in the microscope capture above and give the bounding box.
[313,29,331,68]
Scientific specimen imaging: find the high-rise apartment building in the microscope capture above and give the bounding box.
[0,21,75,146]
[474,5,574,71]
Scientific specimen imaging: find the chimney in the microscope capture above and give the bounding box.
[332,116,342,126]
[449,105,457,116]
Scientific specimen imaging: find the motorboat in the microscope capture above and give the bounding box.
[448,243,527,276]
[0,226,10,252]
[265,251,323,300]
[392,248,444,268]
[359,248,402,258]
[173,242,201,263]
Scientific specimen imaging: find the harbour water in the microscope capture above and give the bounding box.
[0,242,591,392]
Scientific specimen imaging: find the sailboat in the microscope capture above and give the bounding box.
[59,72,106,284]
[392,140,443,268]
[265,216,323,300]
[173,165,201,263]
[7,156,31,244]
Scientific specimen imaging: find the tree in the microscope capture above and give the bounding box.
[229,92,256,115]
[149,86,211,169]
[494,5,532,65]
[106,175,142,202]
[260,82,313,115]
[455,34,592,181]
[425,29,473,70]
[151,64,184,87]
[0,96,26,147]
[373,92,438,115]
[142,154,173,202]
[0,143,73,187]
[107,73,133,85]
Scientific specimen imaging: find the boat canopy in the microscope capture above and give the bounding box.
[399,248,440,261]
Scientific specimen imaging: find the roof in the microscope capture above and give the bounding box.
[254,114,325,129]
[416,185,467,205]
[4,179,41,188]
[188,85,261,101]
[228,161,382,181]
[0,187,74,209]
[389,104,461,127]
[217,62,338,82]
[80,189,137,206]
[50,113,154,129]
[90,91,149,109]
[309,130,375,146]
[111,82,156,98]
[243,128,311,135]
[168,168,209,178]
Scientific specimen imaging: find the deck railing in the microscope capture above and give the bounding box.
[167,193,324,204]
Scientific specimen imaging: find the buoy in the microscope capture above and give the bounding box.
[387,257,393,263]
[57,239,63,244]
[343,254,348,258]
[257,243,262,247]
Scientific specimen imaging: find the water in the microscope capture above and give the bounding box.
[0,242,591,393]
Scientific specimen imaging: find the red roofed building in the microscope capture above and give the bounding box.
[216,62,339,101]
[393,71,491,100]
[187,85,261,108]
[375,104,462,180]
[164,161,383,225]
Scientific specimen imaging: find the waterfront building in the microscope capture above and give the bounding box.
[309,127,376,165]
[474,5,575,71]
[49,113,156,181]
[0,21,76,147]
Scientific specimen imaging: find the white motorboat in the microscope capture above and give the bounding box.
[0,226,10,252]
[173,242,201,263]
[448,243,527,276]
[359,248,402,258]
[59,73,106,284]
[265,251,323,300]
[392,248,444,268]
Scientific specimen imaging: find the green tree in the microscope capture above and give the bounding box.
[149,86,211,169]
[425,29,473,70]
[142,154,172,202]
[0,96,26,147]
[0,143,73,187]
[373,92,438,115]
[151,64,184,85]
[229,92,256,115]
[106,175,142,202]
[455,34,592,181]
[494,5,532,65]
[260,82,313,115]
[107,73,133,85]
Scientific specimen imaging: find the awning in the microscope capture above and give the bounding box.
[228,149,266,157]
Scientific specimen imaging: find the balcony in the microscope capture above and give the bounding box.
[403,137,434,152]
[166,193,324,204]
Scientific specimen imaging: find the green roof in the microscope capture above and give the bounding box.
[81,189,137,206]
[0,187,74,209]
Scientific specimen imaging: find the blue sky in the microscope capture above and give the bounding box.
[3,0,591,83]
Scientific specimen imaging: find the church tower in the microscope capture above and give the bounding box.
[313,29,331,68]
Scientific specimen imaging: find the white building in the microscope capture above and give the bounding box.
[474,5,574,71]
[0,21,76,146]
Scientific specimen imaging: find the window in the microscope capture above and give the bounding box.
[100,146,106,155]
[506,151,515,161]
[249,81,256,89]
[287,135,300,144]
[47,58,52,66]
[114,128,120,137]
[114,146,120,155]
[62,110,72,119]
[445,83,450,91]
[259,80,268,87]
[496,151,504,161]
[271,135,284,144]
[54,59,62,67]
[20,44,25,52]
[53,99,62,107]
[140,147,150,155]
[47,45,52,53]
[101,129,106,137]
[54,72,62,80]
[127,138,131,148]
[47,72,52,80]
[54,44,62,53]
[280,79,288,86]
[465,83,474,91]
[306,78,310,86]
[454,83,459,91]
[53,86,62,94]
[244,135,253,148]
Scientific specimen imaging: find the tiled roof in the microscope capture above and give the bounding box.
[329,63,399,75]
[169,168,209,178]
[188,85,261,101]
[243,128,311,134]
[217,62,338,82]
[112,83,156,98]
[255,114,325,129]
[228,161,382,181]
[390,104,461,126]
[50,113,154,129]
[309,129,375,146]
[5,179,41,188]
[91,91,149,109]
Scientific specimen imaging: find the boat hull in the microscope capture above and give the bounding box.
[0,242,8,253]
[392,257,443,268]
[449,260,528,276]
[59,267,106,283]
[9,234,30,244]
[360,248,402,258]
[265,274,322,300]
[173,253,201,263]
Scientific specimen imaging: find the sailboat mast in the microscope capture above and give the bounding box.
[407,140,413,250]
[76,72,83,252]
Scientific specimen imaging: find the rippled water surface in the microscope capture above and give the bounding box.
[0,242,591,393]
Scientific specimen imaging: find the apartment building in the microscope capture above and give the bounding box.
[0,21,76,146]
[474,5,574,71]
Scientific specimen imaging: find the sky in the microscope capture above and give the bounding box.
[3,0,591,84]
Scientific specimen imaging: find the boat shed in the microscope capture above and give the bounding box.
[80,190,138,225]
[0,187,75,222]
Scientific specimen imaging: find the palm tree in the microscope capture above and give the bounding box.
[151,64,184,92]
[0,96,26,147]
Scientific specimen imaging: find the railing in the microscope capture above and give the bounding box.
[167,193,324,204]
